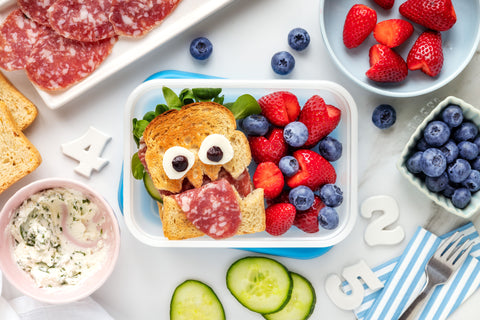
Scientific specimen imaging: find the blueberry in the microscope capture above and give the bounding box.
[406,151,423,174]
[439,140,458,163]
[462,170,480,192]
[416,138,430,151]
[472,156,480,171]
[189,37,213,60]
[318,207,339,230]
[441,104,463,128]
[289,186,314,211]
[283,121,308,147]
[318,136,343,161]
[458,141,479,160]
[279,156,299,177]
[288,27,310,51]
[474,136,480,149]
[421,148,447,177]
[453,121,478,142]
[447,158,471,183]
[443,184,456,198]
[319,184,343,207]
[271,51,295,75]
[242,114,270,136]
[452,187,471,209]
[423,121,451,147]
[372,104,396,129]
[425,172,448,192]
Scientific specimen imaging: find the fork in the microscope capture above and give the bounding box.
[398,232,474,320]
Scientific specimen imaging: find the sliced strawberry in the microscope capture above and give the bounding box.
[265,203,296,236]
[294,195,325,233]
[399,0,456,31]
[366,44,408,82]
[373,0,395,10]
[343,4,377,49]
[253,162,285,199]
[258,91,300,127]
[266,190,290,206]
[298,96,341,148]
[287,149,336,191]
[248,128,288,164]
[407,30,443,77]
[373,19,414,48]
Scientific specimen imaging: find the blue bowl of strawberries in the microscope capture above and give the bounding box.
[320,0,480,97]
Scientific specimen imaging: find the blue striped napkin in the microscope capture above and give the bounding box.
[341,223,480,320]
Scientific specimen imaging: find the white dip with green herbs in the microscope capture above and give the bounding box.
[8,187,108,288]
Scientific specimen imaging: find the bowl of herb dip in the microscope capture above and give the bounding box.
[0,178,120,304]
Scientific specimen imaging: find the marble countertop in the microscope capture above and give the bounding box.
[1,0,480,319]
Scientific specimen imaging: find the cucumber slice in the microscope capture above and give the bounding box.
[143,172,163,202]
[226,256,292,314]
[170,280,225,320]
[264,272,316,320]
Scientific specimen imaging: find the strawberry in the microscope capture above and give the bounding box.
[399,0,456,31]
[249,128,288,164]
[407,30,443,77]
[253,162,285,199]
[287,149,336,191]
[266,190,290,206]
[294,195,325,233]
[258,91,301,127]
[343,4,377,49]
[298,95,341,148]
[265,203,296,236]
[373,19,414,48]
[366,44,408,82]
[373,0,395,10]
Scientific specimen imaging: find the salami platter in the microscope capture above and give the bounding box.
[122,78,358,248]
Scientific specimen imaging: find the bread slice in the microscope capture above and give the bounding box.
[143,102,251,194]
[0,72,37,130]
[159,188,265,240]
[0,101,42,194]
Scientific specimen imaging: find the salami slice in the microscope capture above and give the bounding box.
[25,29,117,90]
[18,0,55,26]
[173,179,241,239]
[48,0,116,42]
[109,0,182,37]
[0,9,50,71]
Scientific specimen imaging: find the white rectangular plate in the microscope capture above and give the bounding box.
[0,0,234,109]
[123,79,359,248]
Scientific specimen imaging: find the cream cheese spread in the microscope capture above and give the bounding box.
[8,187,108,288]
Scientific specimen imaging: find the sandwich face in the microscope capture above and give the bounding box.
[140,102,265,240]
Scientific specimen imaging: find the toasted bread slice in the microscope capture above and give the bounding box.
[0,101,42,194]
[0,72,37,130]
[159,188,265,240]
[143,102,251,194]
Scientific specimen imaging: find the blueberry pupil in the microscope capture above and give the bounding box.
[207,146,223,162]
[172,155,188,172]
[196,42,206,52]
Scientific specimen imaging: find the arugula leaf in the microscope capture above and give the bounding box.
[155,104,169,115]
[179,88,196,105]
[131,152,145,180]
[227,94,261,119]
[192,88,222,101]
[162,86,183,109]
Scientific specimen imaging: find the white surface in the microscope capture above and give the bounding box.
[123,79,358,248]
[0,0,479,319]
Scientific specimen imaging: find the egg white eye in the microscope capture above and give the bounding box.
[163,146,195,180]
[199,134,234,165]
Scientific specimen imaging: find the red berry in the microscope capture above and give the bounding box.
[294,196,326,233]
[399,0,456,31]
[249,128,288,165]
[258,91,301,127]
[266,190,290,206]
[253,162,285,199]
[298,95,341,148]
[373,0,395,10]
[287,149,336,191]
[265,203,296,236]
[343,4,377,49]
[373,19,414,48]
[407,30,443,77]
[366,44,408,83]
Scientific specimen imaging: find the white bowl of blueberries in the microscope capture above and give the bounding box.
[398,96,480,218]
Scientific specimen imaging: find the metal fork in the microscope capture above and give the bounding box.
[398,232,474,320]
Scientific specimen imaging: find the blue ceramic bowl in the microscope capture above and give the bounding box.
[319,0,480,97]
[397,96,480,218]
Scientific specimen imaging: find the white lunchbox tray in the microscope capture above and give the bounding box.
[123,79,358,248]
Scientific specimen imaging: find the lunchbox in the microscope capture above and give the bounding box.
[122,76,358,249]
